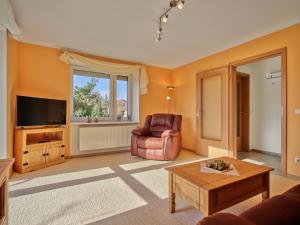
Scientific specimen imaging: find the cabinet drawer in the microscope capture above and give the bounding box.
[175,176,200,208]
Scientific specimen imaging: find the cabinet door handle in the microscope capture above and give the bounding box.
[47,153,49,156]
[61,145,65,148]
[43,153,47,156]
[23,151,29,154]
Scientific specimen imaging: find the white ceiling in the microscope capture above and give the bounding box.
[11,0,300,68]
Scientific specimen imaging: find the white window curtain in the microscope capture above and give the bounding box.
[0,0,22,38]
[59,51,148,95]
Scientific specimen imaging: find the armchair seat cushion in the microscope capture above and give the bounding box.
[137,136,164,149]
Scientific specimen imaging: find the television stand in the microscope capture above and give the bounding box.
[14,127,66,173]
[37,140,50,143]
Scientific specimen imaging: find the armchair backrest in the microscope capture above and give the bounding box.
[143,114,182,137]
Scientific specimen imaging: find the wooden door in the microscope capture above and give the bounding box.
[196,67,230,157]
[237,73,250,152]
[24,145,46,169]
[46,143,62,163]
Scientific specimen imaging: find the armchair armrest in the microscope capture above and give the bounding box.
[131,128,150,136]
[161,130,180,138]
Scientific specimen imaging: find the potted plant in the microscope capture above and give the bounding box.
[86,110,93,123]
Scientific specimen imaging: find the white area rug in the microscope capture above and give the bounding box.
[9,150,299,225]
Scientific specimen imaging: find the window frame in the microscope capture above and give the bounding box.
[115,74,133,120]
[70,66,133,122]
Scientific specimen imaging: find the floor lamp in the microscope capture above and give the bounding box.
[166,85,175,113]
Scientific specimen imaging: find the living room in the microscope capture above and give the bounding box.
[1,0,300,225]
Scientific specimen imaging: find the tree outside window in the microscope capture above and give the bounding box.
[72,70,131,121]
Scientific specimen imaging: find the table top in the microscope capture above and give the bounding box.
[165,157,273,190]
[0,159,15,182]
[0,159,14,172]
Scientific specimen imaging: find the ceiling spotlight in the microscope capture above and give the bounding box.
[177,0,184,9]
[161,14,168,23]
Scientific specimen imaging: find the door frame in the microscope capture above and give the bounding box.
[229,48,287,176]
[236,72,250,152]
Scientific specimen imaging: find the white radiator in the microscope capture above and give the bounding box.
[79,125,136,151]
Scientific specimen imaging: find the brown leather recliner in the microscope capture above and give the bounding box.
[131,113,182,160]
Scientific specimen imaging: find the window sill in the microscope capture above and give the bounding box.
[70,121,139,126]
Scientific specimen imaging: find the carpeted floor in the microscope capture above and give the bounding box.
[9,150,300,225]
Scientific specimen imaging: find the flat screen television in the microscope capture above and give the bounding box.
[17,96,66,127]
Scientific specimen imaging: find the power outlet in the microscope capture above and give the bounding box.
[295,158,300,164]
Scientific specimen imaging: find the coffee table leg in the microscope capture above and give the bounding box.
[169,172,176,213]
[262,190,269,200]
[200,188,210,217]
[262,173,270,201]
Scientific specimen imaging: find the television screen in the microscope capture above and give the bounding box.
[17,96,66,127]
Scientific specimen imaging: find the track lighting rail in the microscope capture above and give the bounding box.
[156,0,185,42]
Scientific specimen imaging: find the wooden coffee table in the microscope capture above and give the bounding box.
[165,157,273,216]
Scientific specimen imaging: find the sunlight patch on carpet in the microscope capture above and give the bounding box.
[9,167,114,191]
[131,168,168,199]
[119,160,168,171]
[9,176,147,225]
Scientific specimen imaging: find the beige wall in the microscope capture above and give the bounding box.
[171,23,300,176]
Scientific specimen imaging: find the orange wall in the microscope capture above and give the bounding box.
[16,43,71,155]
[7,36,19,159]
[140,66,171,121]
[9,41,171,156]
[172,23,300,176]
[8,23,300,176]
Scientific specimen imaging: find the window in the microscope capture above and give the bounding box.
[72,69,132,121]
[116,75,129,119]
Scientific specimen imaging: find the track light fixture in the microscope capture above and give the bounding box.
[170,0,178,7]
[161,14,168,23]
[177,0,185,9]
[156,0,187,42]
[156,27,163,42]
[155,34,162,42]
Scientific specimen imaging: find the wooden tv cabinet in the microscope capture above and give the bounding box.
[14,127,66,173]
